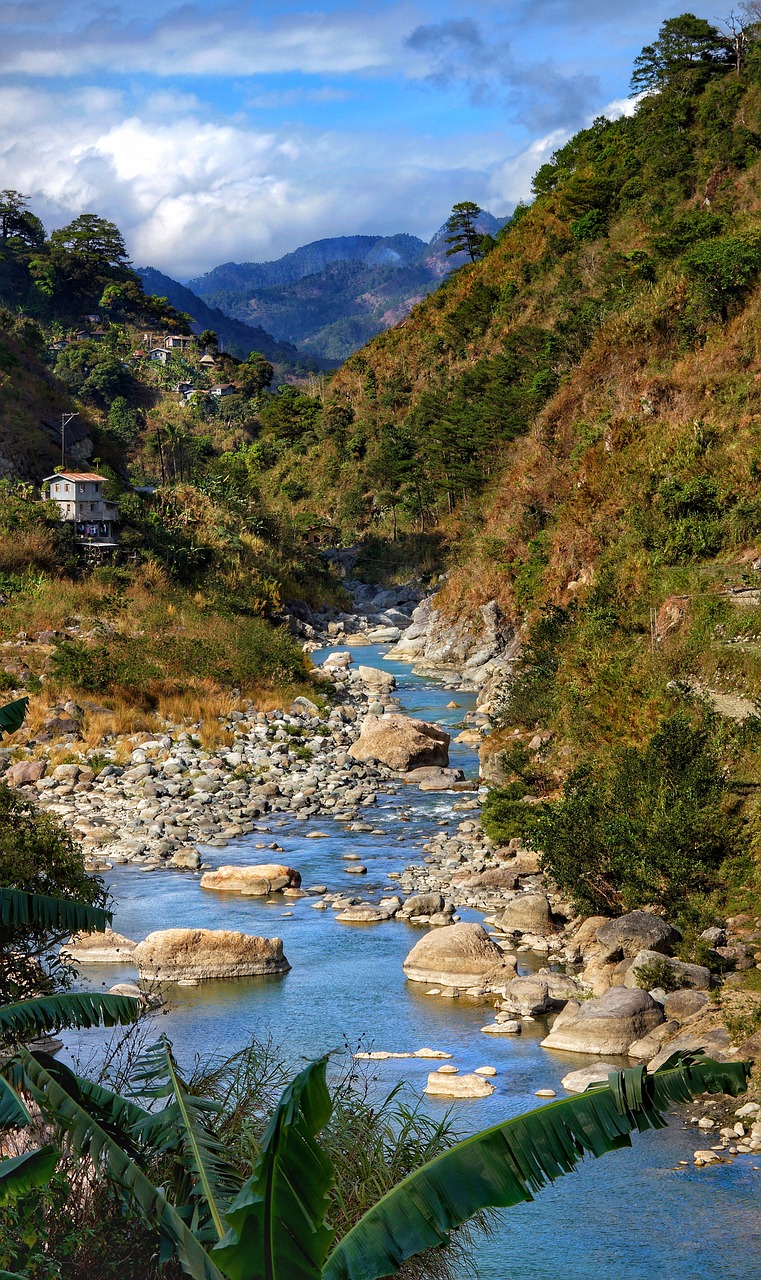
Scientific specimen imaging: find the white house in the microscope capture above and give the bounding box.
[164,335,192,350]
[43,472,119,545]
[149,347,172,366]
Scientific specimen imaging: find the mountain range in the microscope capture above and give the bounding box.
[139,211,505,364]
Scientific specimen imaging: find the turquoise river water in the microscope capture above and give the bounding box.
[70,644,761,1279]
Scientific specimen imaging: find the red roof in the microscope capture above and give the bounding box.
[43,472,107,483]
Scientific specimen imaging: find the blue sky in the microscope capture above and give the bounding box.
[0,1,723,277]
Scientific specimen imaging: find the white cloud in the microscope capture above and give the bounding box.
[0,82,517,276]
[0,6,406,77]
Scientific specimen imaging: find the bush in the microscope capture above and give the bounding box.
[0,784,108,1002]
[530,712,734,916]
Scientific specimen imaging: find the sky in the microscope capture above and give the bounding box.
[0,1,725,279]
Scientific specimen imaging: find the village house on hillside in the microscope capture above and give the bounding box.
[43,472,119,548]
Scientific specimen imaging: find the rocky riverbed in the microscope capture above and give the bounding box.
[7,577,761,1184]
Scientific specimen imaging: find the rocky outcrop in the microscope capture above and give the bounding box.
[402,921,514,987]
[348,713,449,771]
[387,596,516,696]
[541,986,665,1056]
[133,928,290,981]
[63,929,137,964]
[596,912,679,961]
[200,864,301,895]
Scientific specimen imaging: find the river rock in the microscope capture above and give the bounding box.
[6,759,46,786]
[403,922,514,987]
[499,976,553,1017]
[596,912,679,961]
[400,892,446,919]
[561,1062,619,1093]
[336,905,390,923]
[348,713,450,771]
[425,1070,495,1099]
[663,989,711,1023]
[541,986,665,1056]
[356,666,396,692]
[63,929,137,964]
[500,892,553,935]
[200,864,301,895]
[403,766,466,790]
[133,928,290,981]
[452,867,519,892]
[623,950,711,991]
[646,1024,736,1072]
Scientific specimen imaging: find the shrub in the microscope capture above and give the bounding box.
[0,784,108,1002]
[530,713,733,916]
[632,956,682,993]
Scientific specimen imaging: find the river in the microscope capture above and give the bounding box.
[71,643,761,1279]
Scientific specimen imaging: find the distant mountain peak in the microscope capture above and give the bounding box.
[178,213,508,363]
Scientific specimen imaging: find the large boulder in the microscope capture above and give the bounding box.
[623,950,711,991]
[561,1062,619,1093]
[596,912,679,962]
[541,986,665,1056]
[403,766,465,790]
[348,713,449,772]
[663,989,711,1023]
[200,864,301,896]
[133,929,290,982]
[400,892,446,919]
[63,929,137,964]
[6,760,46,786]
[403,922,514,987]
[647,1025,736,1073]
[500,892,553,935]
[499,976,553,1017]
[356,665,396,692]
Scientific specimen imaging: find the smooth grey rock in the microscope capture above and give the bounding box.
[541,986,665,1056]
[596,912,680,961]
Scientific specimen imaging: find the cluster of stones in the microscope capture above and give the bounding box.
[6,673,412,873]
[285,579,425,648]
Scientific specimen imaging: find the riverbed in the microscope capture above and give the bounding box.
[71,643,761,1279]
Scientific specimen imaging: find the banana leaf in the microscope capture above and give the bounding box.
[0,1144,59,1206]
[0,990,141,1043]
[213,1056,335,1280]
[0,697,28,739]
[0,1076,30,1129]
[323,1055,749,1280]
[0,886,111,934]
[129,1035,242,1239]
[14,1049,227,1280]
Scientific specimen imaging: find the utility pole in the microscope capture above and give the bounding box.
[60,412,79,468]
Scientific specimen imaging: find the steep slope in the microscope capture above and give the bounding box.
[251,51,761,766]
[185,215,505,360]
[135,267,327,371]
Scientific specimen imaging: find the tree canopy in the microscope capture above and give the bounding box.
[630,13,732,93]
[444,201,483,262]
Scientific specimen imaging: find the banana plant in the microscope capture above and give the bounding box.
[0,696,28,740]
[4,1040,748,1280]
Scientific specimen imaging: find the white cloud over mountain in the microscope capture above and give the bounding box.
[0,1,708,275]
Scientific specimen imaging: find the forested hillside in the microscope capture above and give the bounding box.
[243,13,761,910]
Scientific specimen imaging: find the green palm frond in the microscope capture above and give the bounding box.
[0,1145,59,1207]
[0,1076,30,1129]
[0,991,141,1043]
[0,886,111,934]
[130,1035,242,1240]
[14,1049,227,1280]
[0,697,28,739]
[323,1055,749,1280]
[213,1056,335,1280]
